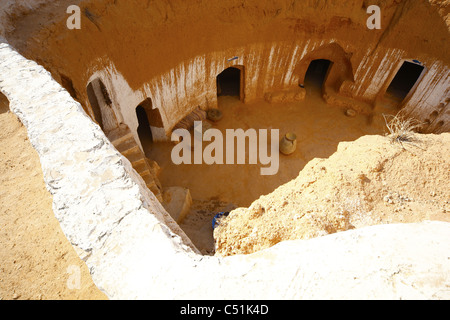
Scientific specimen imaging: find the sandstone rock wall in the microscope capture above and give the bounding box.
[0,0,51,35]
[0,39,199,276]
[1,1,449,299]
[1,40,449,300]
[4,0,448,141]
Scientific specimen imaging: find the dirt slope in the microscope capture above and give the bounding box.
[214,132,450,256]
[0,103,107,300]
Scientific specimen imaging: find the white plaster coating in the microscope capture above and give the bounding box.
[86,67,141,149]
[122,39,353,137]
[283,44,300,87]
[361,48,403,99]
[1,40,449,300]
[0,42,198,255]
[403,61,450,130]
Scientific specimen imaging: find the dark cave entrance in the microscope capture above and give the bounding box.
[217,66,244,101]
[385,61,425,102]
[304,59,333,92]
[136,105,153,145]
[136,98,164,145]
[87,81,104,130]
[86,78,116,132]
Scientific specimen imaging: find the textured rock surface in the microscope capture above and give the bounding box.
[162,187,193,224]
[0,41,198,257]
[0,0,51,35]
[214,133,450,256]
[4,0,448,147]
[1,39,449,300]
[0,105,106,300]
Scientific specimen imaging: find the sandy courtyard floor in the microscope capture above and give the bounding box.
[0,95,106,300]
[144,86,388,254]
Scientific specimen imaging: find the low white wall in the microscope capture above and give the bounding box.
[1,41,449,300]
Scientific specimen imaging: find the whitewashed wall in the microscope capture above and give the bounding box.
[1,39,449,300]
[91,37,448,147]
[92,38,352,145]
[403,62,450,133]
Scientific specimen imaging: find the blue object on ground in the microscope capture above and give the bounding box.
[212,212,230,229]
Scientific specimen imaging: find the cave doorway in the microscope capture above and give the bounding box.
[87,81,103,130]
[217,66,244,101]
[136,98,164,146]
[86,78,116,132]
[304,59,333,92]
[136,105,153,146]
[385,61,425,103]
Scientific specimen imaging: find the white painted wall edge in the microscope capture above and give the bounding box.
[1,41,449,300]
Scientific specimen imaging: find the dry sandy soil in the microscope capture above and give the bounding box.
[1,0,448,297]
[0,95,106,300]
[145,84,387,254]
[214,129,450,256]
[1,90,448,295]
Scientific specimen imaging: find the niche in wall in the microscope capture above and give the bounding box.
[385,61,425,103]
[304,59,333,92]
[217,66,245,102]
[86,78,117,132]
[136,98,164,144]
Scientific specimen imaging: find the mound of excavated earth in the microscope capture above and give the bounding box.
[214,133,450,256]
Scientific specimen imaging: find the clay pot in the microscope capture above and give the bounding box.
[345,109,357,117]
[207,109,223,122]
[280,133,297,155]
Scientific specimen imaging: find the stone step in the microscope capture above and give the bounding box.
[107,124,132,143]
[141,171,162,199]
[121,145,143,163]
[131,158,148,175]
[112,134,137,153]
[107,125,163,203]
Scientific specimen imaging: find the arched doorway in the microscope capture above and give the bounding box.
[86,78,116,132]
[217,66,245,101]
[87,81,103,129]
[385,61,425,104]
[136,105,153,144]
[136,98,164,145]
[304,59,333,92]
[295,43,354,94]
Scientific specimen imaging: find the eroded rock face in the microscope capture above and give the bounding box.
[1,39,449,300]
[214,134,450,256]
[3,0,448,142]
[0,1,449,300]
[0,41,198,256]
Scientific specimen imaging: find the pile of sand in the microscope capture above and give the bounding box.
[214,132,450,256]
[0,101,106,300]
